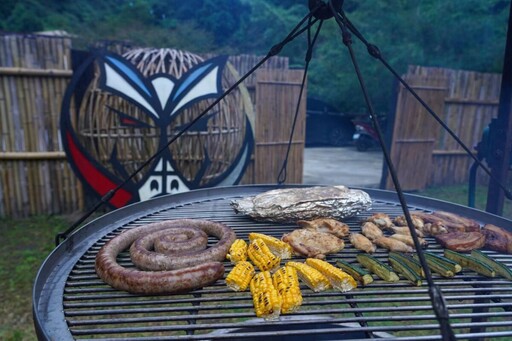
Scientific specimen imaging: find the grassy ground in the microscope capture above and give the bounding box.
[0,185,510,340]
[0,215,73,341]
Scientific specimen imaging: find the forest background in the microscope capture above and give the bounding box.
[1,0,510,116]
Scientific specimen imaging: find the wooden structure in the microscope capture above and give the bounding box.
[0,33,305,217]
[385,65,501,190]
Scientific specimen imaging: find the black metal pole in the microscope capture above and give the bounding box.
[486,3,512,215]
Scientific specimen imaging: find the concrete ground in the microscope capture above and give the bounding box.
[302,146,384,188]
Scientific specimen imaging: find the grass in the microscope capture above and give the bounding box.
[0,184,510,340]
[0,215,73,341]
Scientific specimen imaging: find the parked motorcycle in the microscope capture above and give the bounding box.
[352,117,385,152]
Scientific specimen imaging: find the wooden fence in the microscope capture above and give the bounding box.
[385,65,501,190]
[0,33,304,217]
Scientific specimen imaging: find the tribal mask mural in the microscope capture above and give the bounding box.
[60,49,255,208]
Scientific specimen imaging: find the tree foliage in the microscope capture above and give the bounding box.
[0,0,509,114]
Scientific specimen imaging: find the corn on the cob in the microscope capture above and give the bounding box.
[248,232,293,259]
[306,258,357,292]
[226,239,248,263]
[225,261,255,291]
[247,238,281,272]
[272,266,302,314]
[250,271,282,320]
[286,261,331,292]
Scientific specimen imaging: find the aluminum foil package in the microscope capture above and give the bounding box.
[230,186,372,222]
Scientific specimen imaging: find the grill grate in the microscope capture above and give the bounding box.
[34,186,512,340]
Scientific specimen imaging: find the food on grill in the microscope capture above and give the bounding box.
[424,252,462,274]
[349,233,376,253]
[230,186,372,223]
[153,228,208,254]
[481,224,512,254]
[226,261,255,291]
[444,249,496,278]
[393,214,425,230]
[226,239,248,264]
[361,221,383,240]
[421,222,448,236]
[335,259,374,286]
[95,219,236,294]
[248,232,293,259]
[388,255,422,286]
[431,211,480,232]
[286,261,331,292]
[297,218,350,238]
[374,236,414,253]
[250,271,281,320]
[247,238,281,272]
[388,252,425,278]
[414,254,455,278]
[306,258,357,292]
[434,231,486,252]
[389,233,428,249]
[410,211,480,233]
[356,254,400,282]
[366,213,393,229]
[471,250,512,280]
[281,229,345,259]
[272,266,303,313]
[389,225,425,238]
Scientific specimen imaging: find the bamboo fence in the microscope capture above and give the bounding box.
[386,65,501,190]
[0,33,302,217]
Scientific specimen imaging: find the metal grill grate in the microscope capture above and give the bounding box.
[33,186,512,340]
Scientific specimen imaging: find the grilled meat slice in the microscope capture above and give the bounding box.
[361,222,383,240]
[481,224,512,254]
[366,213,393,229]
[297,218,350,238]
[282,229,345,259]
[349,233,376,253]
[431,211,480,232]
[374,236,414,253]
[434,231,486,252]
[410,211,478,233]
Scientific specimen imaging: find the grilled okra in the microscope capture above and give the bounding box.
[335,259,374,286]
[470,250,512,280]
[444,249,495,278]
[356,254,399,282]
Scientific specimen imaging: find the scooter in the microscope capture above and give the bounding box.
[352,118,381,152]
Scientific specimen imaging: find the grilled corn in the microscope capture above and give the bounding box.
[225,261,255,291]
[248,232,293,259]
[286,261,331,292]
[247,238,281,272]
[250,271,282,320]
[226,239,248,263]
[272,266,303,314]
[306,258,357,292]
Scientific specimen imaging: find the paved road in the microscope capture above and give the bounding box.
[303,146,384,188]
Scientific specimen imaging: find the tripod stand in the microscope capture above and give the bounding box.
[56,1,512,340]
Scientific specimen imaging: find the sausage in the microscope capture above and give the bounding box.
[153,227,208,255]
[95,219,236,294]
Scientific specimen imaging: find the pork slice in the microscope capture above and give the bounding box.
[434,231,485,252]
[482,224,512,254]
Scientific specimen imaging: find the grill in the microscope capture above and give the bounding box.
[33,185,512,340]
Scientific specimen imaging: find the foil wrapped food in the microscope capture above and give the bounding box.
[230,186,372,222]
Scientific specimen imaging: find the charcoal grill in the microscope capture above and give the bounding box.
[33,185,512,340]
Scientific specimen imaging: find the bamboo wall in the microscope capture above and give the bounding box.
[0,34,303,217]
[0,33,84,217]
[386,65,501,190]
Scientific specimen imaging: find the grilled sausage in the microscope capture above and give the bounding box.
[95,219,236,294]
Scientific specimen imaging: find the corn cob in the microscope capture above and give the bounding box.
[272,266,303,314]
[286,261,331,292]
[248,232,293,259]
[226,239,248,263]
[306,258,357,292]
[247,238,281,272]
[250,271,282,320]
[225,261,255,291]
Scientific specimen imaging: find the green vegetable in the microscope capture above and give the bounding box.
[356,254,399,282]
[444,249,495,278]
[336,259,374,286]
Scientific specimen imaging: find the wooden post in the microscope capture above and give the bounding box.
[486,4,512,215]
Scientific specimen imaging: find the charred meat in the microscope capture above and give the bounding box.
[282,229,345,259]
[297,218,350,238]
